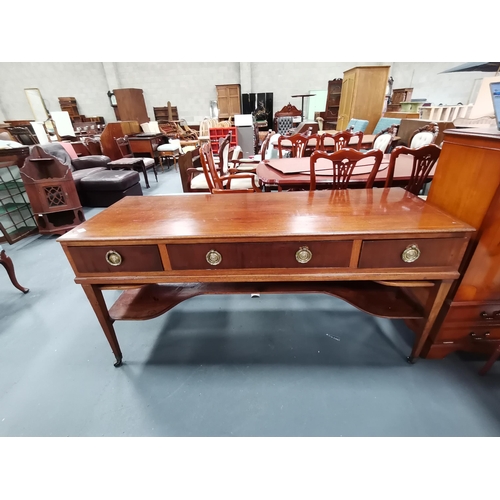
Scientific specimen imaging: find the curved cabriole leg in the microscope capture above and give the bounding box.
[0,249,29,293]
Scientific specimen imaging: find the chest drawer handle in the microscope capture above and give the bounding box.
[105,250,123,266]
[480,311,500,320]
[470,331,491,340]
[296,246,312,264]
[402,244,420,263]
[206,250,222,266]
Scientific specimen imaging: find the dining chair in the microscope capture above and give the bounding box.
[309,148,384,191]
[199,141,261,193]
[229,130,277,174]
[277,131,311,158]
[384,144,441,196]
[318,131,364,152]
[114,136,158,187]
[369,125,399,153]
[409,122,439,148]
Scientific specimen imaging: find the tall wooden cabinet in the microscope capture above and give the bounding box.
[337,66,390,134]
[216,84,241,119]
[113,89,149,124]
[324,78,343,129]
[420,128,500,359]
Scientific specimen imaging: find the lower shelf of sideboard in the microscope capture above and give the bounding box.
[107,281,426,322]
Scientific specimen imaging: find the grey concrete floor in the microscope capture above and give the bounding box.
[1,166,500,437]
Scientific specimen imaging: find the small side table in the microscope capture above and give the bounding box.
[0,246,29,293]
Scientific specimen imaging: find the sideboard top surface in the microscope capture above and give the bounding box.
[58,188,473,243]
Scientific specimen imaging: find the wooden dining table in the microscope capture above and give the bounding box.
[256,153,435,191]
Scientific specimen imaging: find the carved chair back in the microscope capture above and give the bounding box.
[409,122,439,148]
[259,130,276,160]
[318,131,363,152]
[309,148,384,191]
[385,144,441,195]
[200,141,222,192]
[115,136,133,158]
[277,132,310,158]
[371,125,399,153]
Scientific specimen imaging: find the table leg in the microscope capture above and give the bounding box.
[0,249,29,293]
[140,160,150,189]
[407,279,452,362]
[81,284,123,367]
[479,344,500,376]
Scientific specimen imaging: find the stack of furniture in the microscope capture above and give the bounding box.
[58,97,82,122]
[153,105,179,122]
[337,65,391,134]
[386,88,413,112]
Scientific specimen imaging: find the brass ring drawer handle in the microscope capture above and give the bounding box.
[402,244,420,263]
[296,246,312,264]
[480,311,500,320]
[105,250,123,266]
[206,249,222,266]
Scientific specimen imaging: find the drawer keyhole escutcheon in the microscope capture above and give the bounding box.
[296,246,312,264]
[105,250,123,266]
[206,250,222,266]
[402,244,420,263]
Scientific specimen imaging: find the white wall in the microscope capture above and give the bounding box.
[0,62,493,125]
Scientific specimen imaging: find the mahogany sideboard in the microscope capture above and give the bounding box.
[57,189,473,367]
[419,127,500,359]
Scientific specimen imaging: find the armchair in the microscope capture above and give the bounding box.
[199,140,261,193]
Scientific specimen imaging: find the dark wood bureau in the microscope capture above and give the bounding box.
[57,189,473,367]
[420,127,500,358]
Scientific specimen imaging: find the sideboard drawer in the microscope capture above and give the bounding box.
[444,302,500,325]
[358,238,467,269]
[167,240,352,270]
[69,245,164,273]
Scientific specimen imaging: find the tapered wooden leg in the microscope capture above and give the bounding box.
[81,284,123,367]
[0,249,29,293]
[408,279,452,362]
[479,344,500,376]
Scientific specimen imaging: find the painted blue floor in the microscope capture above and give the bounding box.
[1,166,499,437]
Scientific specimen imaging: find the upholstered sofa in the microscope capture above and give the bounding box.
[33,142,143,207]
